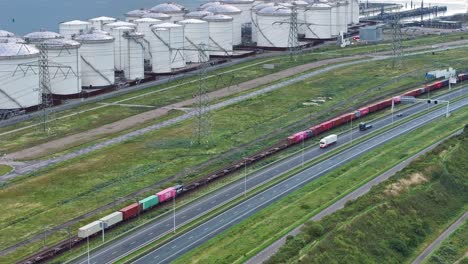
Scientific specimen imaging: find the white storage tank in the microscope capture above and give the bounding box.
[41,39,82,96]
[199,1,222,10]
[24,30,63,44]
[149,26,171,73]
[351,0,359,24]
[329,2,339,36]
[59,20,91,39]
[204,4,243,45]
[288,1,308,35]
[256,6,292,48]
[220,0,254,25]
[89,16,117,30]
[103,21,137,72]
[142,12,172,21]
[150,3,187,22]
[251,2,274,43]
[305,3,333,39]
[178,19,209,63]
[184,10,213,19]
[203,14,233,56]
[125,9,149,22]
[78,221,102,238]
[336,0,348,33]
[135,18,163,64]
[99,212,123,228]
[0,30,15,38]
[0,43,41,110]
[74,32,115,88]
[152,23,186,70]
[122,30,145,80]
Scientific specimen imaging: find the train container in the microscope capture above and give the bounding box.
[175,184,184,194]
[157,187,176,203]
[320,134,337,148]
[340,113,356,123]
[393,96,401,104]
[310,124,325,136]
[139,195,159,211]
[99,212,123,228]
[458,73,468,81]
[78,221,102,238]
[357,107,370,117]
[119,203,141,220]
[321,120,334,131]
[402,89,422,97]
[287,131,309,144]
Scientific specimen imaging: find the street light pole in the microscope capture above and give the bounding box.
[173,195,176,233]
[87,236,90,264]
[391,98,395,124]
[244,160,247,196]
[301,137,304,167]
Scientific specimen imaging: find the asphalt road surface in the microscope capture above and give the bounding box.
[412,212,468,264]
[246,132,461,264]
[70,90,468,264]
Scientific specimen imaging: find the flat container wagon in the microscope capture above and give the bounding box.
[99,212,123,228]
[157,187,176,203]
[119,203,141,220]
[139,195,159,210]
[78,221,102,238]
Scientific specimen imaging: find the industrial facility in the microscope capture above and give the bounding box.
[0,0,362,113]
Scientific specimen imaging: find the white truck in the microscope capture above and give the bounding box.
[320,134,338,148]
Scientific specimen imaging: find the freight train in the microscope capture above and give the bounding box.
[20,73,467,264]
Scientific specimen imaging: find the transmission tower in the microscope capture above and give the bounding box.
[390,13,404,69]
[288,4,299,61]
[192,44,212,145]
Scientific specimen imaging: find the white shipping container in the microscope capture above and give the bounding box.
[78,221,102,238]
[99,212,123,228]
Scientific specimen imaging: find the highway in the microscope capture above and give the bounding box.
[132,97,468,264]
[70,88,467,264]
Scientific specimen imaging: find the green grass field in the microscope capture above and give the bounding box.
[1,31,467,156]
[1,48,468,262]
[425,221,468,264]
[0,165,12,176]
[172,107,468,264]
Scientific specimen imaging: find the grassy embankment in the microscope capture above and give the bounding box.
[0,165,12,176]
[1,31,468,156]
[1,48,468,263]
[173,108,468,264]
[424,219,468,264]
[263,126,468,264]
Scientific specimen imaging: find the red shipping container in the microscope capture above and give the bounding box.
[157,187,176,203]
[393,96,401,104]
[321,121,334,131]
[310,125,324,135]
[119,203,141,220]
[358,107,369,117]
[340,113,355,123]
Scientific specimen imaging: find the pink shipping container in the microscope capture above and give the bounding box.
[393,96,401,104]
[157,187,176,203]
[358,107,369,117]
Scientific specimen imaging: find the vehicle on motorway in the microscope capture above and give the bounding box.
[320,134,338,148]
[359,122,373,131]
[20,74,468,264]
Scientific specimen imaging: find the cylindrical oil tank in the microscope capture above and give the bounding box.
[89,16,117,31]
[328,2,339,36]
[41,39,82,96]
[251,2,274,43]
[122,30,145,80]
[305,3,332,39]
[198,1,222,10]
[256,6,291,48]
[178,19,209,63]
[220,0,254,25]
[287,1,308,35]
[0,43,41,110]
[59,20,91,39]
[23,30,63,44]
[135,18,163,64]
[74,32,115,88]
[336,0,348,33]
[150,3,187,22]
[204,4,242,45]
[0,36,25,43]
[351,0,359,24]
[142,12,172,21]
[184,10,213,19]
[103,21,137,71]
[125,9,150,22]
[149,26,171,73]
[152,23,185,69]
[0,30,15,38]
[203,14,233,56]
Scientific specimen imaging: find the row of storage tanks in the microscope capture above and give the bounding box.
[0,0,359,111]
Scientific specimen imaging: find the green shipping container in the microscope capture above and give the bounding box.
[139,195,159,211]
